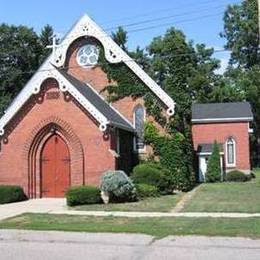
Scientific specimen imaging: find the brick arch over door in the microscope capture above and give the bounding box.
[23,116,84,198]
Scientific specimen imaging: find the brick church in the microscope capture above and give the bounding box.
[0,15,175,198]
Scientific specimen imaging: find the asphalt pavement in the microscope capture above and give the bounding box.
[0,230,260,260]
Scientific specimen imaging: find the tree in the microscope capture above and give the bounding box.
[221,0,260,166]
[39,24,54,62]
[148,28,220,134]
[206,141,221,182]
[112,26,128,51]
[0,24,42,113]
[221,0,259,68]
[0,24,54,114]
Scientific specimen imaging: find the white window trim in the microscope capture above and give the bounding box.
[248,122,254,133]
[133,105,146,153]
[76,44,99,68]
[225,137,236,167]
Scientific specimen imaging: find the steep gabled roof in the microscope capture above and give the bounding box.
[0,14,175,135]
[58,69,134,131]
[192,102,253,123]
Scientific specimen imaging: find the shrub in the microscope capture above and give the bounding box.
[136,184,159,199]
[226,170,249,182]
[250,172,256,179]
[66,186,101,206]
[131,163,173,194]
[144,122,194,191]
[100,170,137,202]
[0,185,26,204]
[206,141,222,182]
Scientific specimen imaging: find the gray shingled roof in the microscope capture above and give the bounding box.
[192,102,253,123]
[197,143,223,154]
[58,69,134,131]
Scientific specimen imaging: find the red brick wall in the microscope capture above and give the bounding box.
[0,80,116,197]
[192,122,251,171]
[0,37,168,197]
[65,38,166,156]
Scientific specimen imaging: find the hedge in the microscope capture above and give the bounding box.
[131,163,173,194]
[226,170,250,182]
[66,186,101,206]
[0,185,26,204]
[135,184,159,199]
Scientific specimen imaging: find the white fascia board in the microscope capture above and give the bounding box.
[53,68,109,131]
[85,81,134,130]
[0,14,175,136]
[0,59,53,135]
[192,117,253,123]
[0,61,110,135]
[51,14,175,116]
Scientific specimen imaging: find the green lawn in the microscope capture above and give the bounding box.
[1,213,260,239]
[73,194,183,212]
[182,169,260,213]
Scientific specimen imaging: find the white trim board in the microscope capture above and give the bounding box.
[0,64,113,134]
[0,14,175,136]
[50,14,175,115]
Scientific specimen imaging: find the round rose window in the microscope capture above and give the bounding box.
[76,44,99,67]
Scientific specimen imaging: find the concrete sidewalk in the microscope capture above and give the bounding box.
[0,198,66,220]
[1,199,260,220]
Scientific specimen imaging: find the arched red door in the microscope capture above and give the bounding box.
[41,134,70,198]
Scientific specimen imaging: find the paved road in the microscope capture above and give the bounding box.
[0,230,260,260]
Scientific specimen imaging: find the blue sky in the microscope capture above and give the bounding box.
[0,0,242,73]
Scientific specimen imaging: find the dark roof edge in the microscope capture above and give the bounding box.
[110,121,135,132]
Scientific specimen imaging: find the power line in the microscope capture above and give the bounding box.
[99,0,233,26]
[54,9,227,46]
[104,3,230,31]
[0,48,230,78]
[125,12,224,34]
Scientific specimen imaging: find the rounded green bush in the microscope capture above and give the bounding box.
[226,170,249,182]
[0,185,26,204]
[135,184,159,199]
[131,163,173,194]
[100,170,137,202]
[66,186,101,206]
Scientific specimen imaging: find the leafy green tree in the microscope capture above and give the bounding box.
[112,26,128,51]
[39,24,54,62]
[0,24,54,114]
[0,24,42,113]
[221,0,260,165]
[209,76,244,102]
[148,28,220,134]
[206,141,221,182]
[221,0,259,68]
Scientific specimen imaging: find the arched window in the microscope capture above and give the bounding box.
[226,137,236,166]
[133,105,145,151]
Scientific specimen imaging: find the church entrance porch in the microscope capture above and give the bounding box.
[41,134,71,198]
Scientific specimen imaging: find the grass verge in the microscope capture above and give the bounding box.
[182,169,260,213]
[73,194,183,212]
[1,213,260,239]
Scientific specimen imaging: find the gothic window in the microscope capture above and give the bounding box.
[226,137,236,166]
[133,105,145,151]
